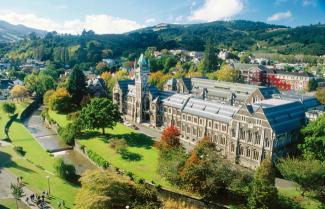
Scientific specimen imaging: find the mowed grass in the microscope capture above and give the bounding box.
[48,110,173,189]
[0,198,29,209]
[0,100,30,140]
[0,108,79,208]
[0,147,78,209]
[278,187,323,209]
[78,124,172,188]
[48,110,69,127]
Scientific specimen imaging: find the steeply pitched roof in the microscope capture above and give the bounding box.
[253,99,305,134]
[116,80,135,91]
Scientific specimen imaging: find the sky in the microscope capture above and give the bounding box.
[0,0,324,34]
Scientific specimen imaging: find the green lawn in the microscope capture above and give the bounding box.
[0,100,30,140]
[48,110,173,189]
[78,124,173,188]
[278,187,322,209]
[48,110,69,127]
[0,198,29,209]
[0,108,80,209]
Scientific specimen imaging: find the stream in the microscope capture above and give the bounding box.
[23,106,97,175]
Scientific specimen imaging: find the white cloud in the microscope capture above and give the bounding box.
[267,11,292,21]
[188,0,244,22]
[0,10,144,34]
[145,18,156,24]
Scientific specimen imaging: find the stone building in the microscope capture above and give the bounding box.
[113,55,318,169]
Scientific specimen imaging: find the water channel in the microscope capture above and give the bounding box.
[23,106,97,175]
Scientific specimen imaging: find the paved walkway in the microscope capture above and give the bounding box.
[0,169,54,209]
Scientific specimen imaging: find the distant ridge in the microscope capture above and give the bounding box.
[0,20,46,43]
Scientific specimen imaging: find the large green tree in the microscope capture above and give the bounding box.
[75,170,161,209]
[202,39,220,73]
[248,160,278,209]
[24,73,56,97]
[67,66,87,105]
[79,98,122,134]
[299,115,325,161]
[277,158,325,197]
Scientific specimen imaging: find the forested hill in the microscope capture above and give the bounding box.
[0,20,46,43]
[2,20,325,64]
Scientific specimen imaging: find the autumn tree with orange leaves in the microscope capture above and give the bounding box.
[156,125,181,149]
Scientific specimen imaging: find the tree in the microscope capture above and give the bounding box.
[48,88,72,113]
[10,85,29,102]
[157,146,187,185]
[67,66,87,105]
[79,98,122,134]
[315,87,325,104]
[24,73,56,97]
[277,158,325,197]
[156,125,181,149]
[11,182,25,209]
[240,52,252,63]
[308,79,318,92]
[54,157,77,182]
[179,137,248,200]
[202,39,219,73]
[75,170,161,209]
[96,62,109,75]
[299,115,325,161]
[2,102,16,116]
[213,65,243,82]
[248,159,278,209]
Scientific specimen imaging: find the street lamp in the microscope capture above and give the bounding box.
[46,176,51,195]
[126,206,130,209]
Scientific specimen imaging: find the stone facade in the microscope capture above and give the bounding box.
[113,55,317,169]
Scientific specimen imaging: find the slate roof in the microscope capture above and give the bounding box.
[190,78,279,101]
[253,99,305,134]
[116,80,135,91]
[162,94,240,123]
[276,91,321,110]
[183,98,240,123]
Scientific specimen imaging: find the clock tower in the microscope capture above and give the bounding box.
[135,54,150,123]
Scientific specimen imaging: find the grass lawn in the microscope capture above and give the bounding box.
[79,124,173,188]
[0,100,30,140]
[0,147,78,209]
[0,198,29,209]
[278,187,323,209]
[48,110,69,127]
[48,110,174,189]
[0,108,80,208]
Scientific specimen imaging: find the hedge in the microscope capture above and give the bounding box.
[86,149,110,169]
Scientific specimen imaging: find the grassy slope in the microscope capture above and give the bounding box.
[0,106,79,209]
[0,100,29,140]
[0,198,29,209]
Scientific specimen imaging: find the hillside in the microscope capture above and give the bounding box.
[0,20,46,43]
[2,20,325,62]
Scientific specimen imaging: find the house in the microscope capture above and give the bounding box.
[87,76,108,98]
[13,79,24,86]
[233,63,267,86]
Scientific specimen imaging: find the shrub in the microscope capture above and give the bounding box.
[53,157,78,182]
[14,146,26,156]
[126,171,135,180]
[137,178,145,184]
[86,149,110,169]
[58,127,75,145]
